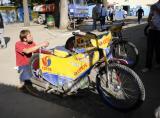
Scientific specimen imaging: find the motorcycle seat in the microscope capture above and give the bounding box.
[53,46,70,58]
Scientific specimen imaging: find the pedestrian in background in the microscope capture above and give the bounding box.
[99,5,107,30]
[124,10,128,18]
[92,3,101,30]
[142,0,160,72]
[0,12,6,48]
[114,7,126,21]
[136,7,144,24]
[109,7,114,21]
[106,8,110,21]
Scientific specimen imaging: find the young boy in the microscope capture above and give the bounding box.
[15,29,49,88]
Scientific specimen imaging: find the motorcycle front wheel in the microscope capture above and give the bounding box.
[96,63,145,110]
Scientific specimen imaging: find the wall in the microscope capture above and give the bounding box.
[107,0,158,16]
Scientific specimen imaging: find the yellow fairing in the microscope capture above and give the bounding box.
[40,51,99,80]
[53,46,69,57]
[91,32,112,48]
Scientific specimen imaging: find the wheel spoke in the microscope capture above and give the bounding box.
[120,73,131,86]
[101,79,107,88]
[100,74,107,85]
[122,88,137,99]
[100,86,110,96]
[123,87,137,92]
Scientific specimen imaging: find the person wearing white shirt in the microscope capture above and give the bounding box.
[114,8,125,21]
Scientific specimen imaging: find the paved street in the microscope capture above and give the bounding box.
[0,19,160,118]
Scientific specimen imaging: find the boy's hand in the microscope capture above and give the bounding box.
[40,41,49,47]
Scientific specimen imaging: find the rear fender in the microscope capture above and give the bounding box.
[110,58,128,65]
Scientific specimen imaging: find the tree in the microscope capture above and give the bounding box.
[23,0,30,26]
[59,0,69,29]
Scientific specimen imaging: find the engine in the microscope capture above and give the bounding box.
[62,76,90,94]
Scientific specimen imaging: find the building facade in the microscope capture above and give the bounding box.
[107,0,158,16]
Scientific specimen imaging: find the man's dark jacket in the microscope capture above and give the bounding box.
[0,13,4,29]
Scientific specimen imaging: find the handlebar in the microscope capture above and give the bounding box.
[38,47,53,54]
[72,30,86,37]
[105,24,123,33]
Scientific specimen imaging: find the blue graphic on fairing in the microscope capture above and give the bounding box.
[47,59,51,66]
[106,47,113,60]
[42,73,73,86]
[43,73,58,85]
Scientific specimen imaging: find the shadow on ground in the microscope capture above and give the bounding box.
[0,81,159,118]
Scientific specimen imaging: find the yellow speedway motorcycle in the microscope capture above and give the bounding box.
[28,31,145,110]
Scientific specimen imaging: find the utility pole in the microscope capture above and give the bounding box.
[23,0,30,26]
[59,0,69,29]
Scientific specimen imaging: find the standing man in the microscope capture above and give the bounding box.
[142,0,160,72]
[92,3,101,30]
[100,5,107,30]
[0,12,6,48]
[136,7,144,24]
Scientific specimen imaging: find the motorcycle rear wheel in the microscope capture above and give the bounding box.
[27,54,47,95]
[29,53,41,79]
[96,63,145,110]
[112,40,139,68]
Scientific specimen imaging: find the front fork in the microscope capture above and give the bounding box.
[101,49,120,89]
[102,50,110,87]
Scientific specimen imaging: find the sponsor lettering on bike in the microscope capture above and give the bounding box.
[99,37,109,46]
[75,54,89,61]
[74,63,88,76]
[42,56,52,71]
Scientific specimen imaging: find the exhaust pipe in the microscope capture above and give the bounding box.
[30,78,64,93]
[30,78,50,89]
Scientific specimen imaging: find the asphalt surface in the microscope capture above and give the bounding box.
[0,23,160,118]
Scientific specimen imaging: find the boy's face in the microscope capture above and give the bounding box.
[25,33,33,43]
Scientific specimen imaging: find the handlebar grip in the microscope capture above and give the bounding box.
[72,30,81,36]
[72,32,79,36]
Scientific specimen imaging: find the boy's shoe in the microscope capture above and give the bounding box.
[141,68,150,73]
[16,85,28,92]
[24,80,32,85]
[17,80,32,92]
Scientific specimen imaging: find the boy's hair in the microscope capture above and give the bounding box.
[19,29,30,41]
